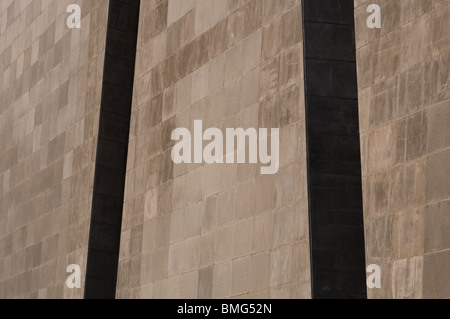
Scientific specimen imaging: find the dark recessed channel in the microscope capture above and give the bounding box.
[84,0,140,299]
[302,0,367,299]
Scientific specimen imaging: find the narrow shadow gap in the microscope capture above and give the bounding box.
[302,0,367,299]
[84,0,140,299]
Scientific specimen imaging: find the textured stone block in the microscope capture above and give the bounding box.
[432,3,450,54]
[368,123,397,173]
[249,251,270,291]
[202,195,217,233]
[270,245,292,287]
[231,256,250,295]
[198,265,214,298]
[425,199,450,253]
[217,189,235,226]
[233,219,252,258]
[212,262,231,298]
[214,225,233,262]
[426,149,450,202]
[423,250,450,299]
[426,100,450,153]
[392,208,425,259]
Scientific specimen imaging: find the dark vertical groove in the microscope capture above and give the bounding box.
[302,0,367,299]
[85,0,140,299]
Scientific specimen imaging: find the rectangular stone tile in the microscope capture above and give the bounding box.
[423,250,450,299]
[426,149,450,203]
[424,199,450,253]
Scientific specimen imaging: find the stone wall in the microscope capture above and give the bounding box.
[354,0,450,298]
[0,0,448,300]
[115,0,311,299]
[0,0,108,298]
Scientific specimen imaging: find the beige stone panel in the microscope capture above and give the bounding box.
[424,199,450,253]
[373,30,401,86]
[155,213,171,248]
[426,99,450,153]
[243,0,263,38]
[400,12,432,71]
[405,111,427,162]
[432,3,450,55]
[426,149,450,202]
[153,279,168,298]
[175,73,192,112]
[392,208,425,259]
[369,76,399,129]
[279,124,298,168]
[273,205,295,247]
[195,0,229,37]
[294,161,308,203]
[198,265,213,298]
[168,242,183,277]
[391,256,423,299]
[235,182,254,219]
[202,163,220,198]
[252,210,274,253]
[167,275,183,298]
[233,219,253,258]
[186,167,202,204]
[292,240,310,284]
[277,165,295,205]
[279,44,302,91]
[368,123,397,174]
[199,232,214,268]
[291,282,311,299]
[242,68,260,110]
[214,224,233,262]
[231,256,250,295]
[202,195,217,233]
[212,262,231,298]
[243,29,262,74]
[249,251,270,291]
[170,208,185,244]
[398,64,426,117]
[259,57,279,101]
[140,253,153,286]
[140,283,153,299]
[270,245,292,287]
[144,188,158,222]
[167,0,196,26]
[261,16,281,62]
[182,236,200,273]
[217,188,235,226]
[182,271,199,299]
[185,203,201,238]
[224,40,244,85]
[192,64,209,104]
[365,215,393,263]
[208,54,225,94]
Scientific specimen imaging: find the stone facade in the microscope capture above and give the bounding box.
[115,0,311,299]
[0,0,108,298]
[0,0,448,299]
[354,0,450,298]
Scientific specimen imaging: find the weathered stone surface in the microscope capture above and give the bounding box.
[0,0,109,298]
[356,0,450,299]
[116,0,310,299]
